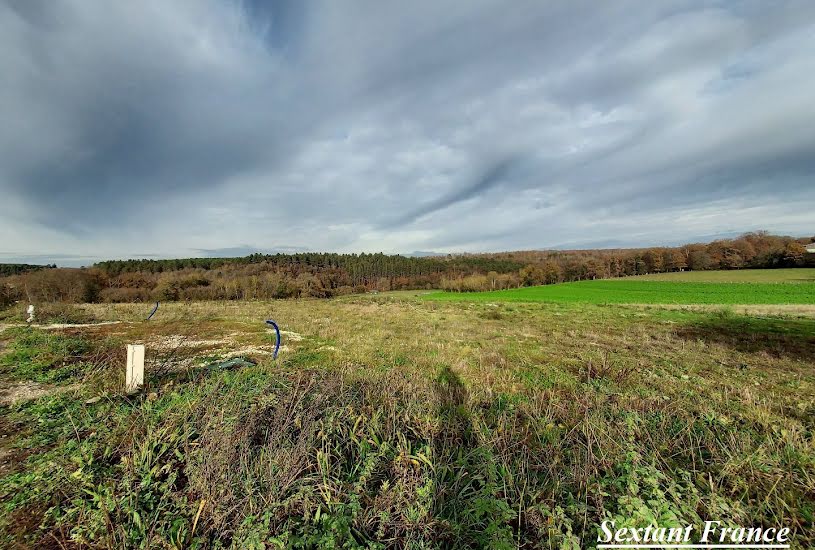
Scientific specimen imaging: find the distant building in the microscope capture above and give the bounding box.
[807,243,815,254]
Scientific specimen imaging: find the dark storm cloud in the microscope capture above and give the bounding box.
[1,2,305,232]
[384,155,524,228]
[1,0,813,261]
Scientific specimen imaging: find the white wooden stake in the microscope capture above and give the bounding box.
[126,344,145,393]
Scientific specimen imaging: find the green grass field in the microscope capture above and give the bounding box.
[427,268,815,305]
[1,278,814,548]
[635,268,815,282]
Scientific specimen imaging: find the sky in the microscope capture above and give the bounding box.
[1,0,814,266]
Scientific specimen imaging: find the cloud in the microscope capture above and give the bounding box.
[194,245,309,257]
[0,0,813,264]
[383,155,525,228]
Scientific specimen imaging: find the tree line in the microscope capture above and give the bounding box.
[0,263,55,277]
[95,252,523,283]
[440,231,813,292]
[1,231,812,304]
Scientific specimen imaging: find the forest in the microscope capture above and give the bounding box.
[1,231,812,304]
[0,263,55,277]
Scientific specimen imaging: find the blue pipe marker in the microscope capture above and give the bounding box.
[146,301,160,320]
[265,320,281,359]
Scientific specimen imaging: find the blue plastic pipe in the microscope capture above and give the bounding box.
[265,320,281,359]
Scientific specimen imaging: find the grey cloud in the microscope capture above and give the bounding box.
[0,0,813,259]
[194,245,309,257]
[384,155,524,228]
[1,1,313,233]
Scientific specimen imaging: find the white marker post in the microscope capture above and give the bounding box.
[126,344,145,393]
[26,305,35,323]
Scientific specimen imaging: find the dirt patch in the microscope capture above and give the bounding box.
[279,330,304,341]
[149,335,229,350]
[0,503,51,548]
[0,321,124,331]
[0,380,79,406]
[39,321,122,330]
[0,440,37,477]
[144,334,289,373]
[151,332,296,359]
[0,381,53,406]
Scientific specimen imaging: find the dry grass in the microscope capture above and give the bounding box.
[0,297,813,548]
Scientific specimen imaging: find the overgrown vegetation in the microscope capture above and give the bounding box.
[1,296,813,548]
